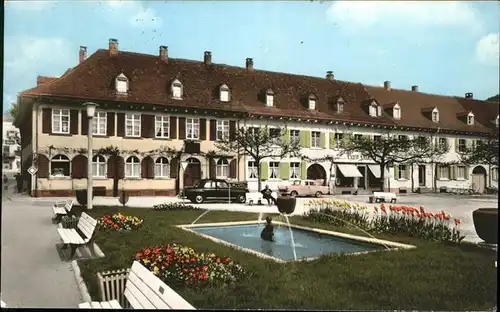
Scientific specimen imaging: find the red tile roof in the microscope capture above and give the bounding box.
[19,48,497,135]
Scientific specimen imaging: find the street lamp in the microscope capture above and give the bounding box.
[83,102,98,210]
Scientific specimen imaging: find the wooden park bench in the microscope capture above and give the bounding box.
[57,212,97,261]
[78,261,195,310]
[369,192,398,204]
[52,199,74,223]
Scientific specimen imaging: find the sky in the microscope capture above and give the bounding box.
[3,0,500,112]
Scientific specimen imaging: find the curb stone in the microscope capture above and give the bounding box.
[70,260,92,303]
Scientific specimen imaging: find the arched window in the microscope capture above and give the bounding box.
[92,155,107,178]
[171,79,183,99]
[51,154,70,177]
[266,89,274,107]
[115,73,128,94]
[155,157,170,178]
[220,84,230,102]
[216,159,229,178]
[125,156,140,178]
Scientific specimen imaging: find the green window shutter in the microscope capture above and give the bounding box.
[304,130,311,148]
[464,166,469,179]
[283,129,290,144]
[455,139,459,151]
[260,162,269,180]
[394,166,399,179]
[300,161,307,180]
[436,165,441,179]
[300,131,307,147]
[279,162,290,180]
[329,132,335,149]
[434,137,438,146]
[405,165,410,179]
[451,165,456,180]
[320,132,326,149]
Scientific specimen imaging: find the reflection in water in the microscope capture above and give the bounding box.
[260,240,274,257]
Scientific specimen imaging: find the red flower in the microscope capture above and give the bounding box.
[224,257,230,264]
[216,258,221,263]
[144,248,151,256]
[135,252,143,259]
[374,207,379,212]
[203,265,208,271]
[454,218,461,225]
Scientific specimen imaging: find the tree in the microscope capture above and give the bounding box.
[338,133,449,191]
[486,94,500,102]
[457,139,499,186]
[215,122,302,191]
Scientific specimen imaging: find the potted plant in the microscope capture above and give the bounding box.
[119,190,129,206]
[276,195,296,215]
[76,189,94,206]
[472,208,498,244]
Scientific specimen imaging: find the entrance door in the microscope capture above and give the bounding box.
[418,165,426,186]
[184,158,201,188]
[471,166,487,193]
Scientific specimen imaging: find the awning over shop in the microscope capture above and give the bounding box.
[337,164,363,178]
[368,165,390,178]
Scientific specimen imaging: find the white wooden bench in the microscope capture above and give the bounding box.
[78,261,195,310]
[369,192,398,203]
[52,199,74,223]
[57,212,97,261]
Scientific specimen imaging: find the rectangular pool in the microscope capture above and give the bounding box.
[188,223,387,261]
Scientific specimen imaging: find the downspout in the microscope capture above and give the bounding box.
[33,99,40,197]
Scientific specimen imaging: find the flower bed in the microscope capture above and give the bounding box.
[303,201,464,243]
[153,202,200,211]
[135,243,247,288]
[97,213,144,231]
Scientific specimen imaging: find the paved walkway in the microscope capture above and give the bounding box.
[1,188,82,308]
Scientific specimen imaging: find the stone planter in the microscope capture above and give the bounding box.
[76,189,95,206]
[472,208,498,244]
[119,191,129,206]
[277,196,296,215]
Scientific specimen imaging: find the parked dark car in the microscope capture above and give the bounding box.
[183,179,249,204]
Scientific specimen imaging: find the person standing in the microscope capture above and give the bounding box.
[3,174,9,191]
[15,173,23,193]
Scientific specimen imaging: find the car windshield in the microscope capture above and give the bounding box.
[292,180,301,186]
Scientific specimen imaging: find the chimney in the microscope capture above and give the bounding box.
[109,38,119,56]
[384,81,391,91]
[204,51,212,65]
[79,46,87,64]
[246,58,254,71]
[411,85,418,92]
[159,45,168,62]
[465,92,473,99]
[326,71,334,80]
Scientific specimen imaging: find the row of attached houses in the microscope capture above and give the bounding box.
[15,39,499,197]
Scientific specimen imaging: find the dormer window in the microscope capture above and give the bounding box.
[266,89,274,107]
[432,108,439,123]
[369,103,380,117]
[337,100,344,113]
[308,95,317,110]
[220,84,230,102]
[171,79,183,99]
[115,73,128,94]
[467,112,474,125]
[391,103,401,119]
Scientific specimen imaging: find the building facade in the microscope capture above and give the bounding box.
[3,113,21,174]
[15,39,499,197]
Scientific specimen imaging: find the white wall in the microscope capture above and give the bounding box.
[2,120,21,173]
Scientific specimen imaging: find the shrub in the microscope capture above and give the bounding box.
[135,243,247,288]
[152,202,200,211]
[97,213,144,231]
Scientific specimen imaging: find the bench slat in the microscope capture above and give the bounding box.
[109,299,122,309]
[124,288,144,309]
[99,301,112,309]
[130,261,195,309]
[90,301,102,308]
[58,228,85,245]
[53,207,67,215]
[124,275,156,309]
[127,271,169,309]
[78,302,91,308]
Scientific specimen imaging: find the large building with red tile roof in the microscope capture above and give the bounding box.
[15,39,499,197]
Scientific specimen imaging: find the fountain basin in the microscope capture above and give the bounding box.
[178,221,415,262]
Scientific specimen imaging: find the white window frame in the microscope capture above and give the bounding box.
[92,155,107,178]
[266,92,274,107]
[171,79,183,99]
[492,167,498,181]
[125,156,140,178]
[247,161,258,179]
[50,154,70,177]
[220,84,230,102]
[216,120,230,141]
[52,109,70,134]
[290,162,300,179]
[269,161,279,179]
[369,104,378,117]
[432,110,439,123]
[92,111,107,136]
[439,165,450,179]
[186,118,200,140]
[335,133,344,147]
[125,114,141,137]
[467,114,474,125]
[311,131,321,148]
[290,129,300,144]
[398,165,407,180]
[337,102,344,113]
[458,139,466,152]
[438,138,447,148]
[393,107,401,119]
[154,157,170,178]
[456,166,466,179]
[155,115,170,139]
[216,159,229,178]
[115,73,128,94]
[309,97,316,110]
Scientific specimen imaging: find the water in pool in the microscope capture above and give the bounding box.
[189,223,386,261]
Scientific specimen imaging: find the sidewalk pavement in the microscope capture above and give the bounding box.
[1,192,82,308]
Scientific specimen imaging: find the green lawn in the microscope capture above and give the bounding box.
[76,206,497,310]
